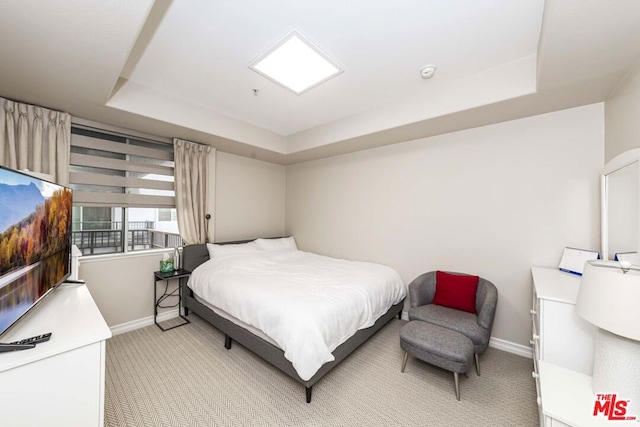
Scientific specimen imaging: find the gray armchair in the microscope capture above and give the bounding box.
[408,271,498,375]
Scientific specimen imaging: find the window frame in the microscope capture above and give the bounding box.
[69,121,181,256]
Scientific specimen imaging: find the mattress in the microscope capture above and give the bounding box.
[187,249,406,381]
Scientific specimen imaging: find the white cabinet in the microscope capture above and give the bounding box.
[539,361,624,427]
[531,267,596,375]
[0,283,112,427]
[531,267,598,427]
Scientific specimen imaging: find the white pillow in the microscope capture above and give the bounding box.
[255,237,297,252]
[206,241,258,258]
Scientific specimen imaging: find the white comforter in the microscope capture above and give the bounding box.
[188,250,406,381]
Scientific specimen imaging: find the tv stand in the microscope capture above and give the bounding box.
[0,343,36,353]
[0,284,111,426]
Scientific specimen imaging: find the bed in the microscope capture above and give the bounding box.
[180,237,406,402]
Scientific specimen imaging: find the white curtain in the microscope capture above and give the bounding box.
[0,97,71,185]
[174,138,214,245]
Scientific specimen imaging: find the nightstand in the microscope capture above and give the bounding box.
[153,268,191,331]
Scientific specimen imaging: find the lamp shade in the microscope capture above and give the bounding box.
[576,260,640,341]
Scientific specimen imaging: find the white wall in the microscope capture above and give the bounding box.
[214,151,286,242]
[80,251,172,327]
[605,63,640,162]
[81,151,286,327]
[286,103,604,347]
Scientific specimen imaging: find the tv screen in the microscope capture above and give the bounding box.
[0,166,73,338]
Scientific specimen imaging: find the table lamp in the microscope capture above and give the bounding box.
[576,260,640,413]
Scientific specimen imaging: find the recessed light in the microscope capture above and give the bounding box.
[420,65,437,79]
[250,30,343,95]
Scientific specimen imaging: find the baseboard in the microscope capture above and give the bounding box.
[110,309,179,336]
[489,337,533,359]
[400,310,533,359]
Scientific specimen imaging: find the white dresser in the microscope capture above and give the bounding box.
[538,361,638,426]
[531,267,599,427]
[0,283,112,427]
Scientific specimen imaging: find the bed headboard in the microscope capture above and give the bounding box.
[182,244,209,273]
[182,237,287,273]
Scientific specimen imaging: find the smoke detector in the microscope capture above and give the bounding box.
[420,65,437,79]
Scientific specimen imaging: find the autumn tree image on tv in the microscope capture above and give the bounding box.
[0,186,72,276]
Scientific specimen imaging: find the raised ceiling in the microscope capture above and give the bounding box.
[0,0,639,164]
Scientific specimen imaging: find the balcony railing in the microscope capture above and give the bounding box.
[72,221,182,255]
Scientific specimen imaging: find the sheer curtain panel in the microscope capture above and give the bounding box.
[174,138,213,245]
[0,97,71,185]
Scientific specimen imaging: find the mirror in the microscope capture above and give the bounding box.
[602,149,640,262]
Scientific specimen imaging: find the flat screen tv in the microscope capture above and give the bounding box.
[0,165,73,340]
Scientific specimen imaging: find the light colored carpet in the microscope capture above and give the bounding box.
[105,315,539,426]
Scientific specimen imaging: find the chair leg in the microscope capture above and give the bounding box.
[475,353,480,376]
[454,372,460,401]
[401,352,408,373]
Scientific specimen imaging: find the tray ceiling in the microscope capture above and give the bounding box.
[0,0,639,164]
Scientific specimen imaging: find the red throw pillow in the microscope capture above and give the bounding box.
[433,271,479,314]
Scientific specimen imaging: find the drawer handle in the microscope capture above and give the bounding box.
[532,371,539,379]
[530,309,537,315]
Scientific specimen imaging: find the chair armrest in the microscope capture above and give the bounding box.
[476,279,498,330]
[408,271,437,308]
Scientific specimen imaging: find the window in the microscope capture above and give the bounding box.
[69,126,182,255]
[158,208,177,222]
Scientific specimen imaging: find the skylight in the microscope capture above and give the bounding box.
[250,30,342,95]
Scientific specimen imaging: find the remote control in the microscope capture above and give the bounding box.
[9,332,52,346]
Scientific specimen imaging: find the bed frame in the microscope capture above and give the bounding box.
[180,240,404,403]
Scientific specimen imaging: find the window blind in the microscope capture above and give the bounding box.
[69,127,175,208]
